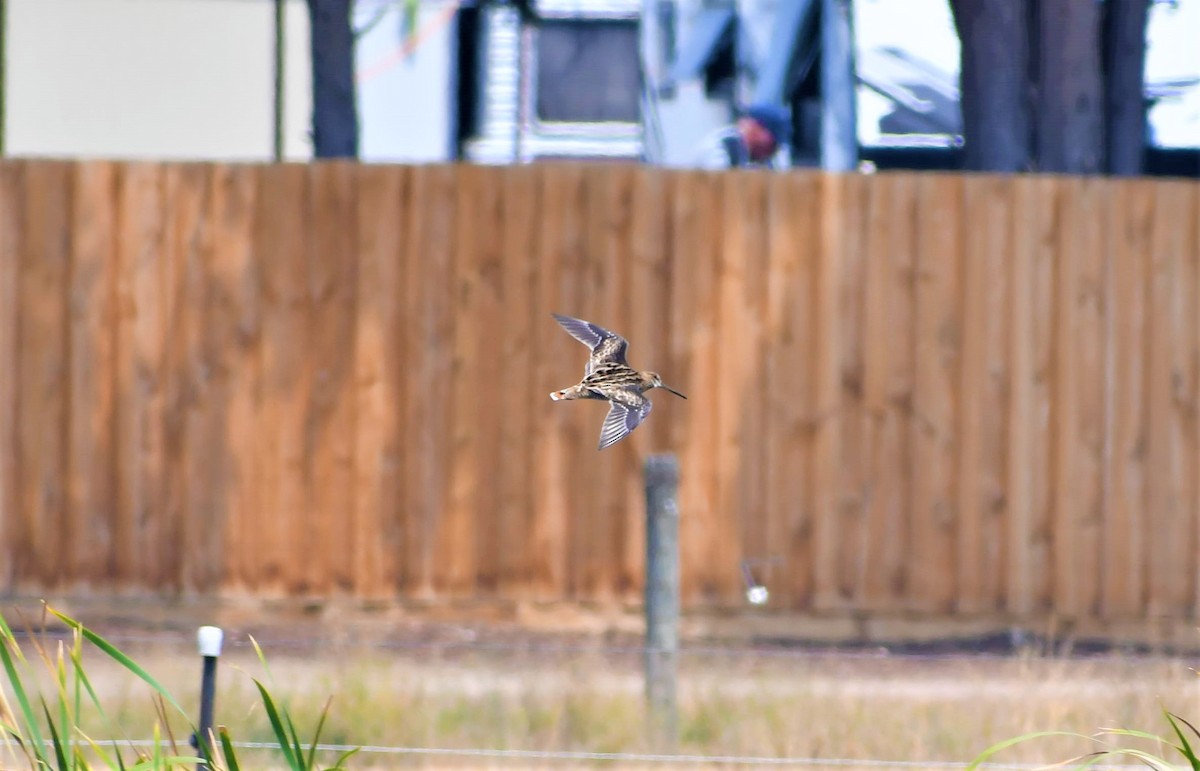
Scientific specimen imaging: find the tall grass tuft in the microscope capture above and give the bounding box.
[246,636,359,771]
[0,604,357,770]
[968,709,1200,770]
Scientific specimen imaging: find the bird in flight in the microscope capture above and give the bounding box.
[549,313,686,450]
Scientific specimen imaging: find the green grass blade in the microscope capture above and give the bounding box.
[1108,748,1180,771]
[248,636,275,686]
[54,644,74,771]
[48,607,189,719]
[284,710,306,769]
[249,636,307,766]
[42,699,71,771]
[327,747,361,770]
[0,625,49,764]
[1074,751,1113,769]
[69,641,110,717]
[0,613,26,658]
[253,678,302,771]
[218,726,242,771]
[76,727,124,771]
[2,727,34,769]
[304,697,334,771]
[967,730,1096,770]
[70,633,84,744]
[1172,712,1200,742]
[1164,711,1200,770]
[151,722,163,770]
[1101,727,1172,742]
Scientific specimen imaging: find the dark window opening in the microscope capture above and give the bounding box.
[536,20,641,123]
[454,5,481,158]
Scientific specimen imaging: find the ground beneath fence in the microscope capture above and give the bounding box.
[4,595,1199,770]
[7,593,1200,656]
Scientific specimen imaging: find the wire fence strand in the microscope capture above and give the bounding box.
[1,739,1156,770]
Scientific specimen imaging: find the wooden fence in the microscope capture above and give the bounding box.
[1,159,1198,626]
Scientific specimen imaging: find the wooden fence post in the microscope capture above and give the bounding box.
[644,453,680,745]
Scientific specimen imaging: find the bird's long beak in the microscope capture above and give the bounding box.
[662,384,687,399]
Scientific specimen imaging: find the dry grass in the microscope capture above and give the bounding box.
[25,633,1197,769]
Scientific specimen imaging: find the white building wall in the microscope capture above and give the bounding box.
[8,0,314,161]
[356,0,456,162]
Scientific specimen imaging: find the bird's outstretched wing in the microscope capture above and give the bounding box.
[597,391,652,450]
[552,313,629,374]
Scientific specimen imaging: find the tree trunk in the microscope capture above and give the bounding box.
[308,0,359,158]
[952,0,1149,176]
[949,0,1031,171]
[1103,0,1150,176]
[1035,0,1104,173]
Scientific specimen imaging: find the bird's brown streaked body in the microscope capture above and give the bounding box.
[549,313,686,450]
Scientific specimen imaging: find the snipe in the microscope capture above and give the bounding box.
[549,313,686,450]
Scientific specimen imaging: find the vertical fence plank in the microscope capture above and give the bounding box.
[129,163,171,590]
[576,165,626,601]
[554,165,594,601]
[1167,181,1199,619]
[353,164,407,599]
[1144,180,1172,618]
[67,162,118,589]
[307,161,358,595]
[209,163,260,593]
[0,163,20,590]
[730,170,771,602]
[256,163,310,594]
[670,171,724,604]
[957,175,1012,613]
[529,165,582,600]
[908,173,962,613]
[174,163,221,595]
[1071,178,1108,621]
[600,166,638,600]
[835,173,868,604]
[1006,176,1037,616]
[628,167,673,454]
[956,176,988,614]
[1194,184,1200,620]
[598,165,639,601]
[764,171,819,609]
[114,163,162,588]
[979,177,1012,611]
[403,165,457,596]
[1050,178,1079,618]
[1145,180,1198,618]
[445,163,502,596]
[441,164,494,596]
[860,173,916,610]
[812,173,845,609]
[20,161,72,589]
[1049,177,1106,621]
[1032,178,1058,616]
[1103,179,1151,619]
[161,163,211,592]
[714,170,767,603]
[622,166,672,599]
[498,165,540,597]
